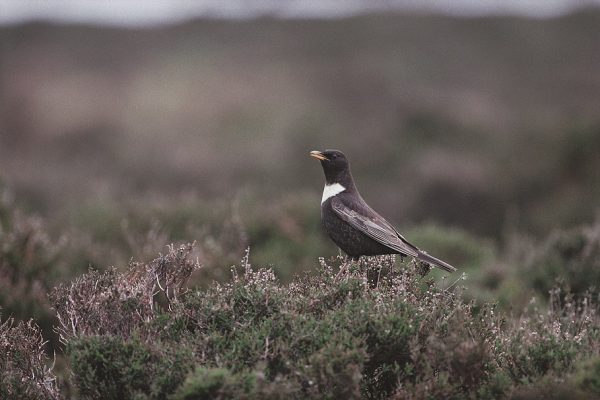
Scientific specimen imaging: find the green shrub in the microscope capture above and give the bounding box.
[406,224,495,271]
[525,223,600,297]
[173,367,254,400]
[171,366,297,400]
[50,243,600,399]
[574,356,600,396]
[67,336,193,400]
[510,356,600,400]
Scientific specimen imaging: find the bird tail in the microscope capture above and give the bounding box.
[416,250,457,273]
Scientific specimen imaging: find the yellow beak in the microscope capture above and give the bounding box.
[309,150,328,161]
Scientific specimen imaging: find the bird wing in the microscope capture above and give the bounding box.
[330,197,420,258]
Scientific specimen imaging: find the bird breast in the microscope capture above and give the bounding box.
[321,183,346,204]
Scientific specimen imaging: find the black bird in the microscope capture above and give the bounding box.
[310,149,456,273]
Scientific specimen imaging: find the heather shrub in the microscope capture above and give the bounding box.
[172,367,256,400]
[499,288,599,381]
[48,241,600,399]
[0,194,67,348]
[465,221,600,310]
[406,224,495,271]
[524,222,600,297]
[51,243,201,341]
[50,243,201,399]
[59,194,331,286]
[67,335,194,400]
[574,356,600,395]
[510,356,600,400]
[0,316,60,400]
[172,366,296,400]
[66,198,249,284]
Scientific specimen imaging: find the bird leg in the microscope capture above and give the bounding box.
[334,255,357,282]
[375,263,382,289]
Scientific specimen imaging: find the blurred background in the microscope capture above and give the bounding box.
[1,1,600,342]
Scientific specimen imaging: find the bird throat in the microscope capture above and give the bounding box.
[321,183,346,204]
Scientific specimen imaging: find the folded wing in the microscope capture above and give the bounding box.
[330,197,456,272]
[330,197,419,257]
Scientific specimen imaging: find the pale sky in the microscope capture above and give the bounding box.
[2,0,599,26]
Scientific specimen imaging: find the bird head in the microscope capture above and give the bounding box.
[310,149,353,186]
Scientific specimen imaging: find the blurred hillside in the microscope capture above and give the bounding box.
[1,11,600,272]
[2,15,600,396]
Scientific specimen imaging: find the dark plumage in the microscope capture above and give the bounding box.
[310,149,456,273]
